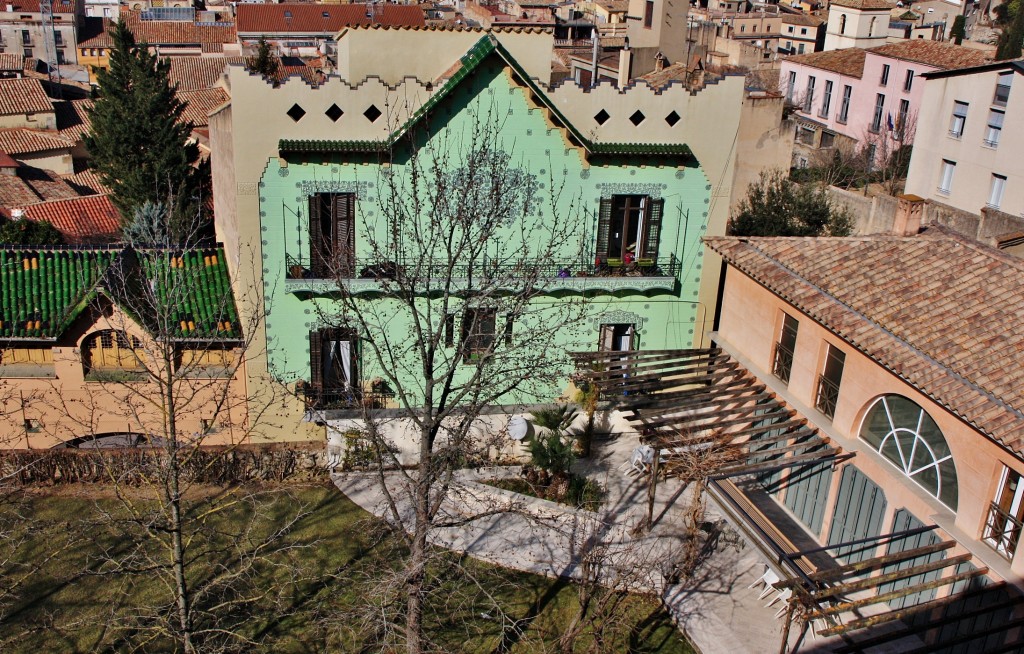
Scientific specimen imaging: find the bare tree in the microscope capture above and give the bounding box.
[8,204,316,653]
[317,100,591,653]
[857,109,917,196]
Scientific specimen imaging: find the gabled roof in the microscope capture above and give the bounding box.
[783,48,867,78]
[178,87,230,128]
[0,162,80,207]
[278,36,693,160]
[54,99,93,142]
[0,53,23,72]
[0,246,240,341]
[61,169,109,196]
[2,194,120,244]
[705,229,1024,456]
[236,3,425,34]
[829,0,893,10]
[0,78,54,117]
[922,57,1024,80]
[1,0,76,14]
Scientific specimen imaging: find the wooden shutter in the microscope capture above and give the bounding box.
[595,198,613,264]
[333,194,355,277]
[642,198,664,261]
[309,330,323,390]
[309,196,323,276]
[444,314,455,347]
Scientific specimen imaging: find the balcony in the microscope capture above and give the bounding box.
[814,374,839,420]
[771,342,794,384]
[984,501,1022,559]
[284,254,681,296]
[299,383,394,411]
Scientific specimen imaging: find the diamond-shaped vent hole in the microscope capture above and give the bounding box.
[594,109,610,125]
[325,103,343,122]
[665,110,681,127]
[629,110,646,126]
[286,103,306,122]
[364,104,382,122]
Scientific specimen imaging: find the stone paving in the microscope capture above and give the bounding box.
[332,431,818,654]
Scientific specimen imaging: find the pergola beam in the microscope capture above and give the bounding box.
[810,552,974,600]
[775,540,958,588]
[809,567,988,620]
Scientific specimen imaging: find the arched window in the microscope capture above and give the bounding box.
[859,395,958,510]
[82,330,145,377]
[839,14,847,34]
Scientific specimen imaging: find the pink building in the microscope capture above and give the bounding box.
[780,41,991,166]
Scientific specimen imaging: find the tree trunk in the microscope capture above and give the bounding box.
[165,363,194,653]
[405,423,433,654]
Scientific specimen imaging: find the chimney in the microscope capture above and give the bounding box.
[5,4,12,12]
[893,194,924,236]
[654,51,666,72]
[617,47,632,88]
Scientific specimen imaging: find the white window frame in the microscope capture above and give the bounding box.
[949,101,968,138]
[988,174,1007,209]
[985,109,1004,147]
[938,159,955,195]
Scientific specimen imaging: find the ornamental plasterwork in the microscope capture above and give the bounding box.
[595,182,666,198]
[591,309,647,331]
[298,180,373,197]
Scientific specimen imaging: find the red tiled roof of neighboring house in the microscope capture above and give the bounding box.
[0,151,17,168]
[61,169,109,195]
[178,87,229,127]
[168,56,247,91]
[705,229,1024,455]
[54,98,93,142]
[637,62,693,90]
[783,47,867,77]
[2,0,76,14]
[79,11,237,48]
[3,195,121,244]
[0,162,80,207]
[781,13,824,26]
[236,3,425,34]
[0,78,54,117]
[595,0,629,12]
[0,53,23,72]
[0,129,74,156]
[829,0,894,9]
[866,40,993,70]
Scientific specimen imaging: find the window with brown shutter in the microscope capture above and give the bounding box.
[595,195,663,267]
[309,193,355,278]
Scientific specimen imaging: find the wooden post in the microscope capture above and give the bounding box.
[646,446,660,530]
[778,602,795,654]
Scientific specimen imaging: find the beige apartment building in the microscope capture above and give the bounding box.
[905,59,1023,223]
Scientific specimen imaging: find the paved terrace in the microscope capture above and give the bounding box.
[333,423,817,654]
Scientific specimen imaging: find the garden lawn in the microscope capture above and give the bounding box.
[0,481,694,653]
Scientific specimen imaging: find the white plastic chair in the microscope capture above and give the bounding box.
[747,566,781,600]
[766,587,792,610]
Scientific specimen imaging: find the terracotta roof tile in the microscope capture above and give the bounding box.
[830,0,894,9]
[0,151,17,168]
[168,56,247,91]
[0,129,74,156]
[79,11,237,48]
[781,13,824,26]
[4,195,120,244]
[61,169,109,195]
[0,163,81,207]
[0,53,23,72]
[866,40,993,70]
[178,87,229,127]
[706,230,1024,455]
[2,0,76,13]
[236,3,425,33]
[783,47,867,77]
[54,99,93,142]
[0,78,54,116]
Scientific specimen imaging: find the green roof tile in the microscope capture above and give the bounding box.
[0,246,239,341]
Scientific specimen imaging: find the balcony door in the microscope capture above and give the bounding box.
[309,193,355,278]
[596,195,663,267]
[986,467,1024,559]
[309,328,358,407]
[599,323,634,352]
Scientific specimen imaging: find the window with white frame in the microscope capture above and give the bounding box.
[871,93,885,132]
[859,395,959,510]
[949,101,968,138]
[985,109,1004,147]
[989,174,1007,208]
[880,64,890,86]
[938,159,955,195]
[787,70,796,102]
[994,71,1012,106]
[896,98,910,140]
[904,69,914,92]
[804,76,816,113]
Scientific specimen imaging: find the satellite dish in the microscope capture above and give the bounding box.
[508,415,529,441]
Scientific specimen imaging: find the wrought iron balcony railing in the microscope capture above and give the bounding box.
[771,342,794,385]
[984,501,1023,559]
[284,254,681,295]
[815,374,840,420]
[299,384,394,411]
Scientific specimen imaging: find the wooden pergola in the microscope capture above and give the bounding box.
[571,348,1024,652]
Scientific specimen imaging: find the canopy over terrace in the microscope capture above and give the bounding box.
[571,348,1024,653]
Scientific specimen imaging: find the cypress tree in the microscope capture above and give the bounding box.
[85,20,204,241]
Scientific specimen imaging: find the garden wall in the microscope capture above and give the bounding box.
[0,442,328,486]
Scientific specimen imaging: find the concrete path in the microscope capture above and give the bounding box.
[332,432,817,654]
